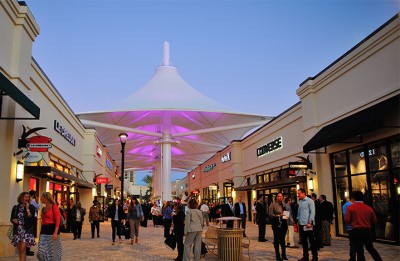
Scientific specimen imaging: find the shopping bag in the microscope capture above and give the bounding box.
[164,233,177,250]
[294,223,298,233]
[122,222,131,239]
[193,240,208,257]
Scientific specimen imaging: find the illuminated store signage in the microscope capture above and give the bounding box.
[221,152,231,163]
[203,163,216,172]
[54,120,76,146]
[96,177,108,184]
[257,137,283,157]
[289,162,312,170]
[360,149,376,157]
[96,145,102,158]
[106,159,113,170]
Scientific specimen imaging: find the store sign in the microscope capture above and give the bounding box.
[360,149,376,158]
[105,184,113,190]
[334,162,347,169]
[26,136,52,152]
[96,145,102,158]
[24,152,43,163]
[289,162,312,170]
[203,163,216,172]
[257,137,283,157]
[96,177,108,184]
[221,152,231,163]
[54,120,76,146]
[106,159,113,170]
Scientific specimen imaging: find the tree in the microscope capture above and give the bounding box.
[142,174,153,198]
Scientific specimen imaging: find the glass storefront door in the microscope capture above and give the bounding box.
[332,135,399,244]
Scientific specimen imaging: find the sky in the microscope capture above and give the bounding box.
[24,0,399,184]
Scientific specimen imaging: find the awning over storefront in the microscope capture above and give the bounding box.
[0,71,40,119]
[303,95,400,153]
[25,166,95,189]
[235,176,307,191]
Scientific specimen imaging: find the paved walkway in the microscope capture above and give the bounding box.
[1,220,399,260]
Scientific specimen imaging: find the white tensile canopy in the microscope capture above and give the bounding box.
[77,42,272,200]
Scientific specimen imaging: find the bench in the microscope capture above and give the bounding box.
[203,226,218,255]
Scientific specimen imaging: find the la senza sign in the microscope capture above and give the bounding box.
[221,152,231,163]
[257,137,283,158]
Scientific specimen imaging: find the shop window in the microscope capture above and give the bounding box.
[349,146,367,174]
[270,171,280,181]
[29,177,39,192]
[368,143,388,171]
[55,163,63,171]
[390,141,400,169]
[203,188,209,199]
[256,174,264,184]
[350,174,367,192]
[335,177,350,235]
[333,135,399,243]
[224,183,233,198]
[333,151,348,177]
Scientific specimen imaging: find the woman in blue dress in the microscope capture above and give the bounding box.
[10,192,36,261]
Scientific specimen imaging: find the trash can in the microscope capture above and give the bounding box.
[216,228,243,261]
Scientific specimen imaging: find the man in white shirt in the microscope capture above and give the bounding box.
[200,202,210,227]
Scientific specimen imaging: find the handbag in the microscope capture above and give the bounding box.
[122,222,131,239]
[294,223,298,233]
[164,232,177,250]
[193,240,208,257]
[7,225,14,240]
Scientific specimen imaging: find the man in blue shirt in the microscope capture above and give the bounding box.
[297,188,318,261]
[342,199,356,261]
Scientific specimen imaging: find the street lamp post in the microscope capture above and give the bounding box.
[119,133,128,201]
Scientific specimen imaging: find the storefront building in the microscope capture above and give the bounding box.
[238,103,310,223]
[298,14,399,244]
[0,0,119,256]
[188,14,399,244]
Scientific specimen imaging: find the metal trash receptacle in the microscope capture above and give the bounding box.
[216,228,243,261]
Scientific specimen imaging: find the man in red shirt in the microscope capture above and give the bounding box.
[344,191,382,261]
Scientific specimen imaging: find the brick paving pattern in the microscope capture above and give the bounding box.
[1,220,399,260]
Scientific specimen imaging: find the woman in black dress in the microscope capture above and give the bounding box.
[172,203,185,261]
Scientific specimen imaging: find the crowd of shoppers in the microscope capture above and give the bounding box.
[8,189,386,261]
